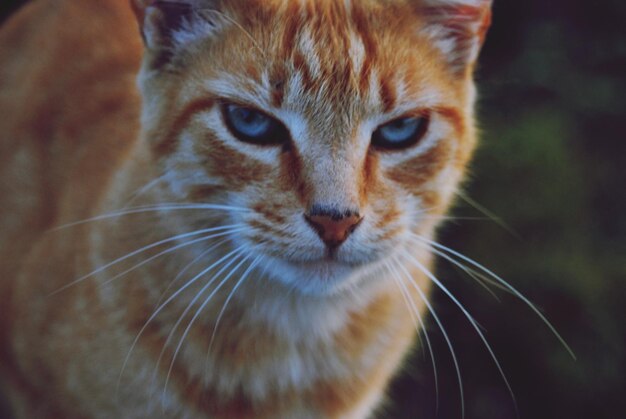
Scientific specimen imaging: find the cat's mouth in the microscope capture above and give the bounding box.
[288,256,356,270]
[262,253,375,295]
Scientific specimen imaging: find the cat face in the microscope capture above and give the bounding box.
[134,0,491,294]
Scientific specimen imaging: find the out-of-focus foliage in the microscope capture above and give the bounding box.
[388,1,626,418]
[1,1,624,418]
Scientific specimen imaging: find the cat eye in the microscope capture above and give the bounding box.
[221,103,290,146]
[371,115,430,151]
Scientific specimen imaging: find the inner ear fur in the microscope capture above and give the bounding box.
[416,0,492,75]
[131,0,221,69]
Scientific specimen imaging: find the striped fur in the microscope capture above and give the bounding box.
[0,0,491,417]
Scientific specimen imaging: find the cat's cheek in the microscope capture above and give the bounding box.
[385,140,453,189]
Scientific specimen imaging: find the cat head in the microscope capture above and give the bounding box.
[130,0,492,294]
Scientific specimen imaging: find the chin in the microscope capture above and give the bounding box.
[262,255,374,296]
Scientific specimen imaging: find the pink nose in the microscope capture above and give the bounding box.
[305,209,363,249]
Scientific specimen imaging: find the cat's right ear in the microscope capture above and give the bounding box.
[131,0,221,69]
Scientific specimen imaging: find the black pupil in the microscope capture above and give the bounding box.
[235,108,260,124]
[390,119,409,129]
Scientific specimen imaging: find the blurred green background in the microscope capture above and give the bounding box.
[386,1,626,418]
[1,1,624,418]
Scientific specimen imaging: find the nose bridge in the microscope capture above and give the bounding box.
[302,146,362,212]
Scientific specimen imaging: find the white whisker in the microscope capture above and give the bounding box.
[431,246,505,300]
[49,225,243,296]
[117,245,245,394]
[152,247,247,393]
[50,203,250,231]
[384,260,439,412]
[153,237,231,309]
[207,255,262,351]
[456,190,520,238]
[413,235,576,360]
[206,255,263,365]
[100,228,245,288]
[393,255,465,419]
[399,249,518,415]
[123,175,166,207]
[163,252,251,399]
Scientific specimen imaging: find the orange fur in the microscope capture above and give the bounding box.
[0,0,491,417]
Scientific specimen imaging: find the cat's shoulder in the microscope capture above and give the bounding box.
[0,0,142,110]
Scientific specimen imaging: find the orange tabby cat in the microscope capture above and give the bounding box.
[0,0,491,417]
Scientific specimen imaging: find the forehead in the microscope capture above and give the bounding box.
[190,0,455,122]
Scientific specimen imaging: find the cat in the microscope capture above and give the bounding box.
[0,0,492,417]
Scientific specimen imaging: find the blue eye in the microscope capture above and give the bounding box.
[222,104,289,146]
[372,115,430,150]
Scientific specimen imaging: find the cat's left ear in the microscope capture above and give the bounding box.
[131,0,222,69]
[416,0,492,75]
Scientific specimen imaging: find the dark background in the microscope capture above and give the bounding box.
[1,1,625,418]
